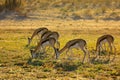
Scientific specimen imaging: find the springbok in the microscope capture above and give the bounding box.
[95,34,116,61]
[41,31,52,39]
[54,39,90,63]
[41,31,60,48]
[30,37,57,59]
[27,27,48,46]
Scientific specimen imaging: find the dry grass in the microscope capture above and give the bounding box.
[0,0,120,20]
[0,19,120,79]
[0,0,120,80]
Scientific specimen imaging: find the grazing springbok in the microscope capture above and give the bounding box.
[41,31,52,39]
[54,39,90,63]
[95,34,116,61]
[30,37,57,59]
[41,31,60,48]
[27,27,48,46]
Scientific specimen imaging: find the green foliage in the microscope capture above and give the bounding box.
[0,0,28,17]
[5,0,21,10]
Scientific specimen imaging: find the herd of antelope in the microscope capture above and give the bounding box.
[27,27,116,63]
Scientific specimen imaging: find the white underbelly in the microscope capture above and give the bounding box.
[70,43,79,49]
[42,41,51,48]
[100,39,107,45]
[38,31,43,35]
[49,35,57,40]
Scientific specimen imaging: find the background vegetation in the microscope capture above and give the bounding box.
[0,0,120,21]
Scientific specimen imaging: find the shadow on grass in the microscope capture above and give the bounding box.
[54,60,83,71]
[26,57,83,71]
[30,60,44,66]
[26,58,44,66]
[90,50,116,64]
[0,11,40,21]
[103,17,120,21]
[90,57,110,64]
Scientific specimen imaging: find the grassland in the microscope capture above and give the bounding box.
[0,0,120,79]
[0,19,120,80]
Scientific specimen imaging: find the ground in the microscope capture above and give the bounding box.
[0,18,120,80]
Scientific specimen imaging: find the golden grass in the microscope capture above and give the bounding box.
[0,20,120,79]
[0,0,120,79]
